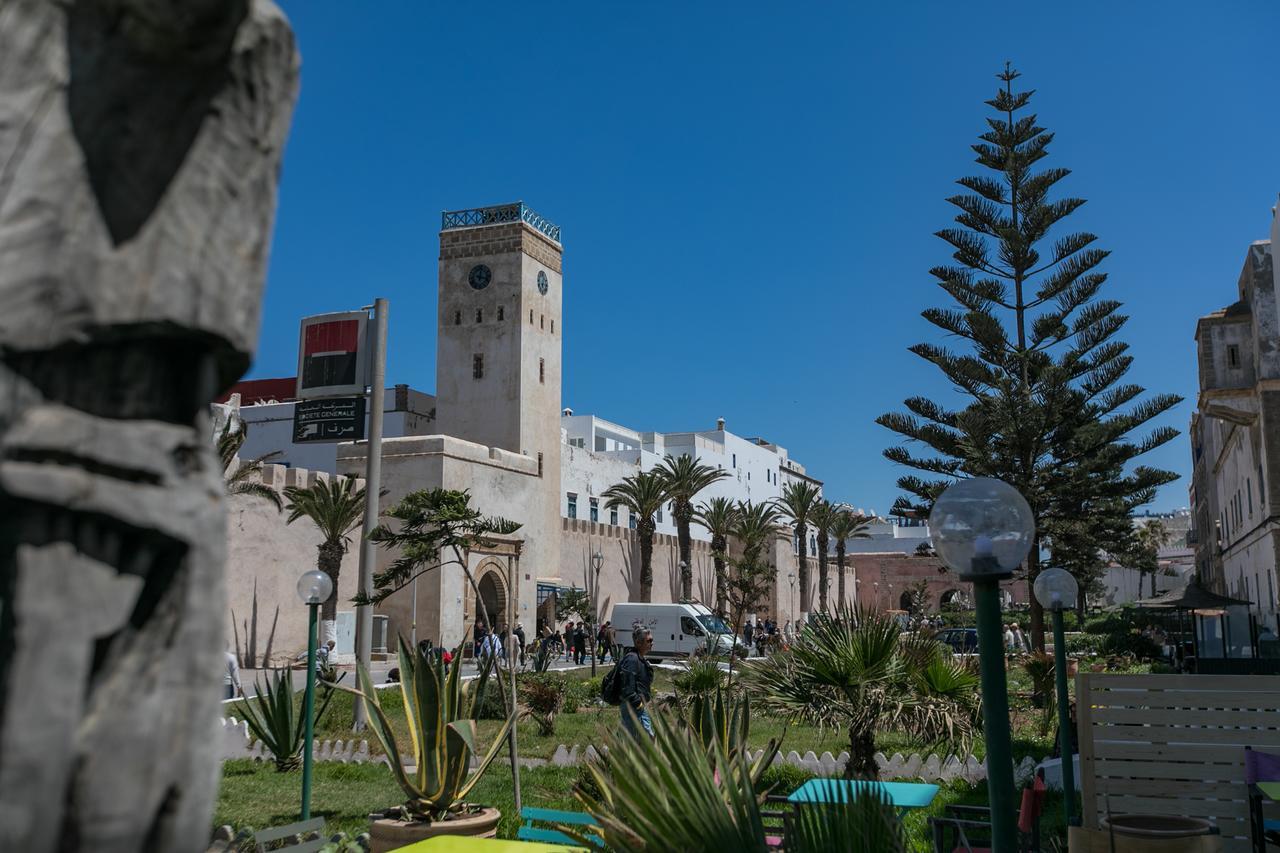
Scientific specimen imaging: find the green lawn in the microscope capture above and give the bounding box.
[217,659,1102,849]
[214,758,1069,852]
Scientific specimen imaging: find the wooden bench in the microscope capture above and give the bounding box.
[516,806,602,848]
[253,817,327,852]
[1078,673,1280,853]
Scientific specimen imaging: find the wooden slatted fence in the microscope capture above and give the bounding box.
[1078,673,1280,852]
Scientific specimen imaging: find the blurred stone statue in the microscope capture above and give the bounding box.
[0,1,298,850]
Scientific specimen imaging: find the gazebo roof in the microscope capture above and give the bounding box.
[1134,579,1253,610]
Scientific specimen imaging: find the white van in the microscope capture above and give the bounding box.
[609,602,744,659]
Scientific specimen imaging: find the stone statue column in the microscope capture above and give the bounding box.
[0,2,298,850]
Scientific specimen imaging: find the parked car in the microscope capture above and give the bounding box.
[934,627,979,654]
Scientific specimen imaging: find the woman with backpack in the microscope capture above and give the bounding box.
[602,625,655,740]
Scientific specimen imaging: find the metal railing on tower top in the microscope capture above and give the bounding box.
[441,201,561,243]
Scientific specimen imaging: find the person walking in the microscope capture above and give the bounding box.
[573,622,587,665]
[564,621,576,662]
[604,621,618,663]
[223,648,242,700]
[1012,623,1029,653]
[1003,623,1016,653]
[783,620,794,646]
[619,626,655,739]
[514,621,527,667]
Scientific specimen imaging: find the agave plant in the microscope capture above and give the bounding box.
[238,668,335,772]
[567,710,904,852]
[683,687,777,786]
[343,637,512,820]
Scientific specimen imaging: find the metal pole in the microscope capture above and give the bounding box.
[410,576,418,649]
[1052,607,1075,826]
[301,603,319,819]
[353,297,388,731]
[974,576,1017,853]
[507,554,522,814]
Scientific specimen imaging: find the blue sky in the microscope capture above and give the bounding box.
[260,1,1278,515]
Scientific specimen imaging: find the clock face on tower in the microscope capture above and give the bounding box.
[537,270,549,295]
[468,264,491,290]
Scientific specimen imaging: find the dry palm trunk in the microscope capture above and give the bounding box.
[0,2,298,850]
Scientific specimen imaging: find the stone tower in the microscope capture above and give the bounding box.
[436,202,563,571]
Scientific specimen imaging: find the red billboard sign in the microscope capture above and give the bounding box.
[296,311,370,399]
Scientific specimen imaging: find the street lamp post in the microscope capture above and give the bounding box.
[296,569,333,821]
[931,478,1035,853]
[591,550,604,676]
[788,572,795,621]
[1034,567,1079,827]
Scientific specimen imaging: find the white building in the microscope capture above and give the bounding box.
[1188,201,1280,619]
[559,412,823,543]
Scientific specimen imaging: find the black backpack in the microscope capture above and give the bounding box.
[601,653,632,706]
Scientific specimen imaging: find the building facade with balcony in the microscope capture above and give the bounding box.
[1188,203,1280,616]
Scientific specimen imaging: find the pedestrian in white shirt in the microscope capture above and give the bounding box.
[224,650,242,700]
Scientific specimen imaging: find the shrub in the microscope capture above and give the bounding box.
[1065,633,1102,657]
[672,655,726,702]
[519,672,568,735]
[1099,630,1162,660]
[562,677,593,714]
[757,762,816,797]
[477,678,507,720]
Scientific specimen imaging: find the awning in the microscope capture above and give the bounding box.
[1134,579,1253,610]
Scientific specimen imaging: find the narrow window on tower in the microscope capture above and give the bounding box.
[610,507,618,526]
[497,306,504,321]
[590,497,599,523]
[567,493,577,519]
[537,452,544,478]
[1228,345,1241,368]
[473,354,483,379]
[529,309,534,324]
[539,358,545,384]
[540,314,544,329]
[454,311,461,325]
[550,319,554,334]
[476,308,483,323]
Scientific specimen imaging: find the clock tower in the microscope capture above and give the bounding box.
[436,201,563,484]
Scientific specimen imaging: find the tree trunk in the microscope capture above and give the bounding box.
[317,540,345,624]
[845,726,879,780]
[1027,536,1046,651]
[712,534,727,616]
[639,520,655,602]
[797,522,810,617]
[0,4,297,850]
[675,502,693,601]
[817,531,829,613]
[836,544,846,610]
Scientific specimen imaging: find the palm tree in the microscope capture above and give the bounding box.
[828,509,873,609]
[1135,519,1172,597]
[695,496,739,617]
[217,419,283,510]
[775,481,822,619]
[724,501,784,674]
[283,477,367,634]
[744,605,980,778]
[656,454,730,601]
[569,707,907,852]
[808,500,841,614]
[603,471,669,602]
[733,501,783,565]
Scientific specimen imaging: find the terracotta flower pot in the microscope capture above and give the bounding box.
[368,806,501,853]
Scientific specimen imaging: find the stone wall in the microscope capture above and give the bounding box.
[849,551,1027,611]
[225,461,363,667]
